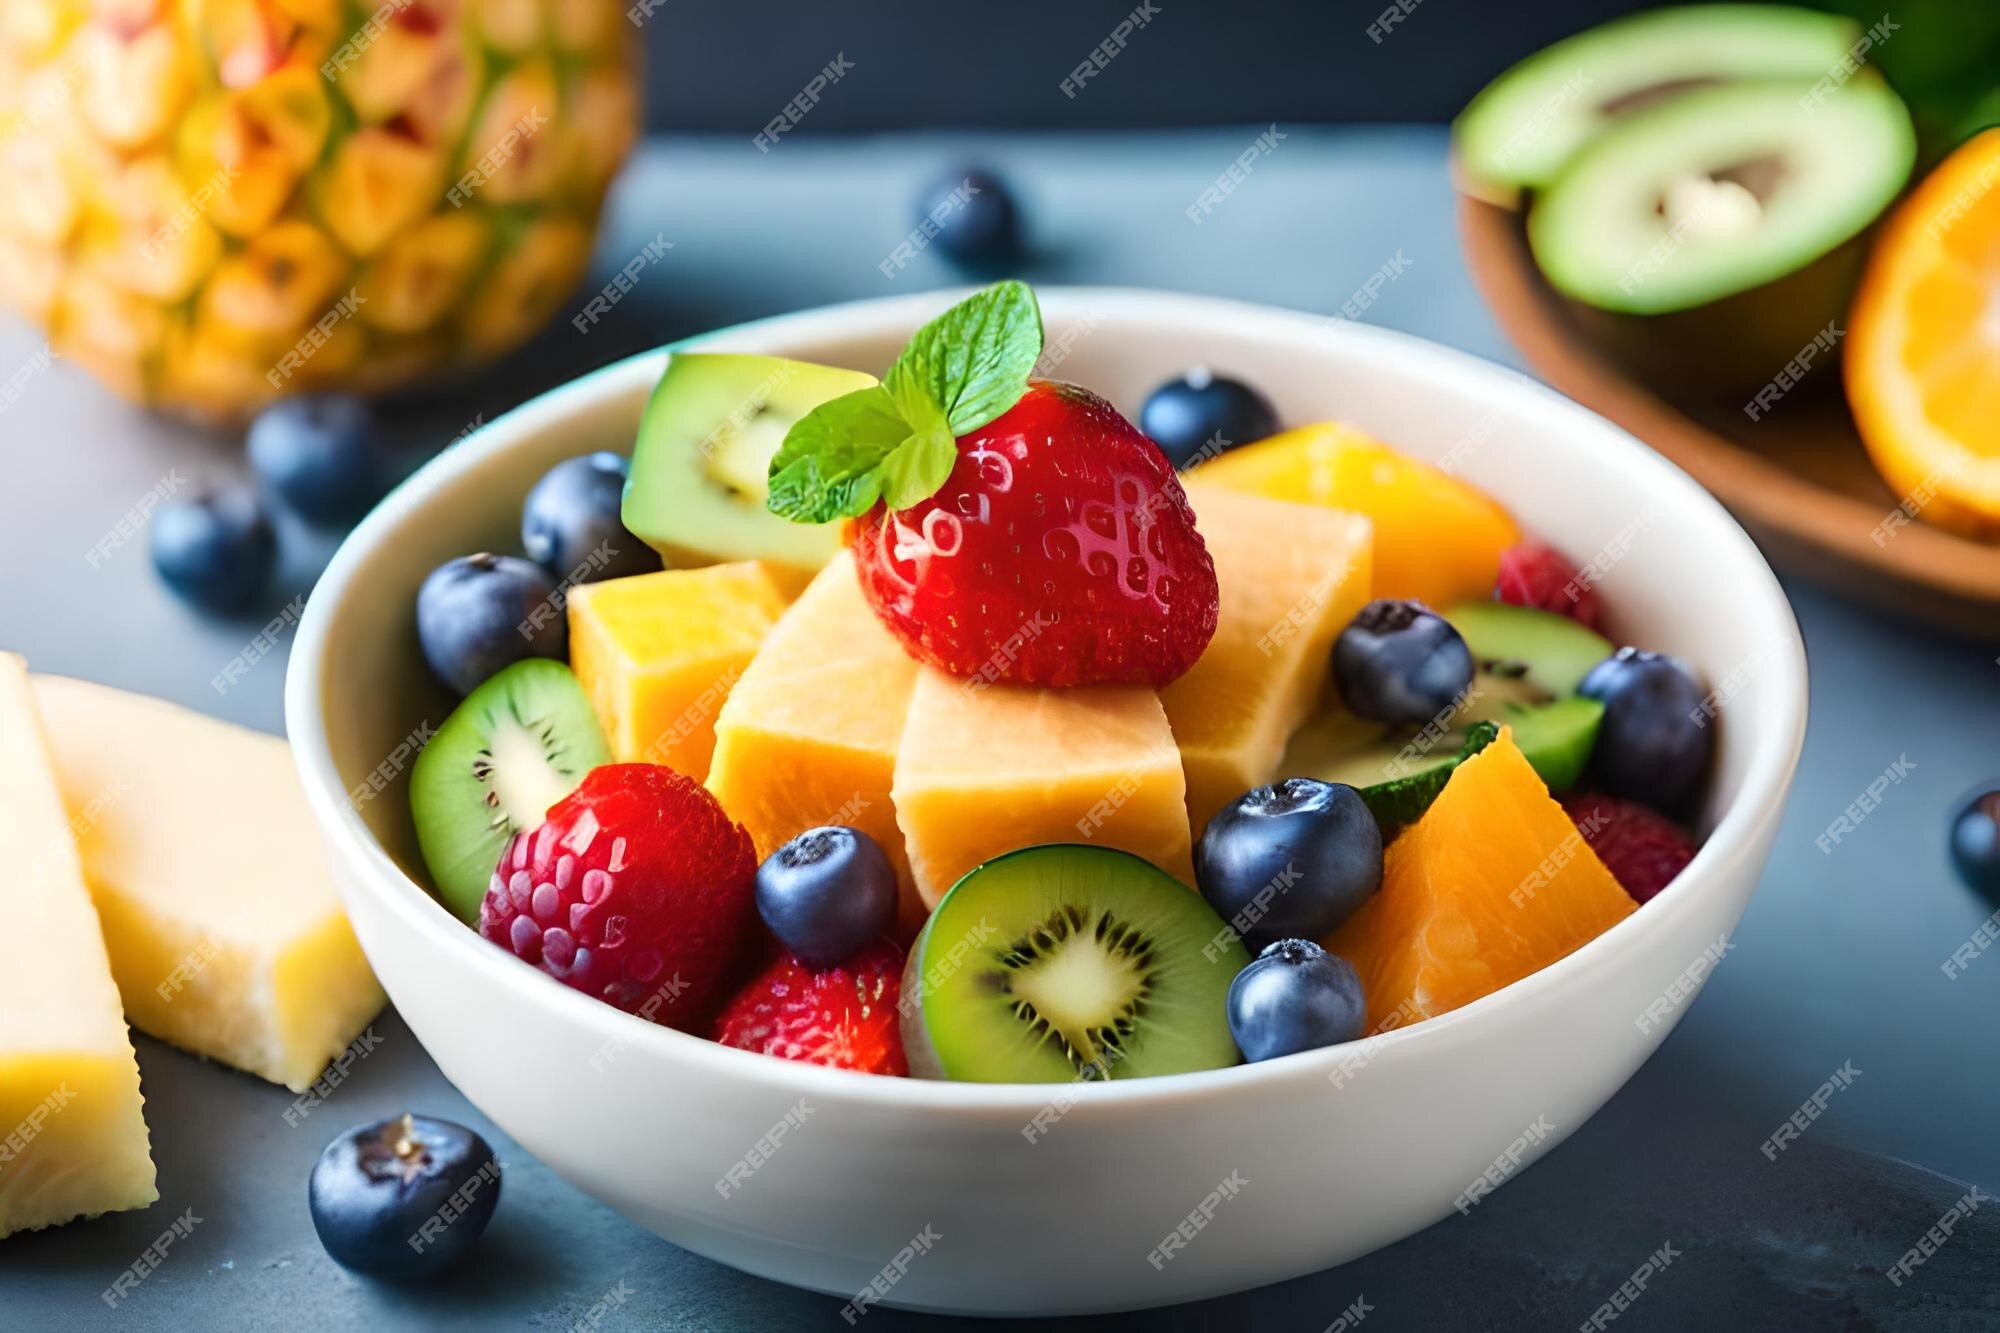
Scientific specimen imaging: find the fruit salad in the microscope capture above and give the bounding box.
[402,281,1715,1082]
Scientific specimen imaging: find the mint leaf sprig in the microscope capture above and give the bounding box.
[766,281,1043,524]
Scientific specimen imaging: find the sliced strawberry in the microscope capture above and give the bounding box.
[1563,792,1696,904]
[1496,540,1603,631]
[848,380,1219,687]
[712,943,908,1076]
[478,764,757,1029]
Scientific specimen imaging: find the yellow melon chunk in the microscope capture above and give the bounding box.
[1166,481,1373,835]
[0,655,156,1238]
[706,552,924,930]
[892,669,1195,909]
[567,561,792,781]
[32,675,386,1094]
[1325,728,1634,1032]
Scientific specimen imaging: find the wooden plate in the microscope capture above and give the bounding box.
[1458,196,2000,639]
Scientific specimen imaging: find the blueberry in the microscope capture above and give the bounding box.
[1227,939,1366,1063]
[520,452,662,585]
[919,166,1020,268]
[150,487,277,614]
[1577,648,1712,809]
[1332,599,1474,726]
[416,553,566,696]
[247,394,383,526]
[756,826,898,964]
[309,1114,500,1280]
[1138,370,1279,470]
[1949,787,2000,899]
[1196,778,1383,948]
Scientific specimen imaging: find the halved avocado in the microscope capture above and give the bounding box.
[622,352,877,573]
[1527,78,1915,393]
[1454,5,1868,206]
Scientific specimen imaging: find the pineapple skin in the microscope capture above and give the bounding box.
[0,0,640,421]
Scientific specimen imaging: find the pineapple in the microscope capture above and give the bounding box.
[0,0,639,420]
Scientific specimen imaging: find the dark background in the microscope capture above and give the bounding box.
[639,0,1655,133]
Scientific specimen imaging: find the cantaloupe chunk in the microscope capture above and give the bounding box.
[1166,481,1372,835]
[1191,421,1518,609]
[1325,727,1634,1032]
[0,655,156,1238]
[892,668,1194,909]
[568,561,792,780]
[706,552,924,930]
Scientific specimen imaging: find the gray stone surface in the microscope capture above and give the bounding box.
[2,128,1997,1331]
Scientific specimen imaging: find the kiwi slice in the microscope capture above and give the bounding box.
[1453,5,1869,205]
[1357,722,1500,839]
[622,352,878,574]
[1446,601,1612,698]
[409,659,611,923]
[902,846,1248,1082]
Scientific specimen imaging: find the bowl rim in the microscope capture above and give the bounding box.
[285,285,1808,1115]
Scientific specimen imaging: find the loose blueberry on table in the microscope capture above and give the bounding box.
[1949,786,2000,898]
[308,1114,500,1280]
[150,486,277,614]
[917,166,1020,268]
[247,394,384,527]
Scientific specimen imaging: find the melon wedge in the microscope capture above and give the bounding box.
[567,561,792,781]
[706,552,923,931]
[1191,422,1518,610]
[892,668,1194,909]
[1325,727,1634,1032]
[1166,481,1372,834]
[0,654,156,1237]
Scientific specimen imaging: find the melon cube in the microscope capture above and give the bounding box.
[1166,481,1373,835]
[706,553,924,930]
[567,561,792,780]
[892,668,1195,909]
[0,655,156,1238]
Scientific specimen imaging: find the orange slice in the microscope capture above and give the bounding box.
[1847,127,2000,540]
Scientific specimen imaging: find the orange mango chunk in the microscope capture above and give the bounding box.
[567,561,793,781]
[892,669,1194,909]
[1191,421,1518,609]
[1325,727,1634,1032]
[706,552,923,931]
[1167,481,1372,835]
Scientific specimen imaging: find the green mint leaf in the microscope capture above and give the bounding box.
[765,385,907,523]
[887,279,1043,437]
[764,281,1043,524]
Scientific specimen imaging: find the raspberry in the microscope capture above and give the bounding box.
[712,943,908,1075]
[478,764,756,1028]
[1563,792,1696,904]
[1496,540,1603,631]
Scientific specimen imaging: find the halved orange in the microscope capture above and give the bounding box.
[1847,128,2000,541]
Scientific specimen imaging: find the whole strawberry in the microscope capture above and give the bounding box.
[766,282,1219,688]
[713,943,909,1075]
[1496,540,1603,632]
[1562,792,1696,904]
[479,764,757,1028]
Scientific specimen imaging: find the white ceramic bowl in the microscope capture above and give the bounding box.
[285,288,1807,1317]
